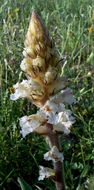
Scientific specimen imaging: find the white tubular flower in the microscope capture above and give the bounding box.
[58,110,75,123]
[60,88,76,105]
[39,95,75,134]
[54,121,73,134]
[53,111,75,134]
[20,116,34,137]
[51,87,76,105]
[38,166,55,181]
[44,146,64,163]
[40,87,76,116]
[10,80,32,100]
[10,79,45,102]
[40,99,65,115]
[51,110,75,134]
[39,100,65,125]
[20,114,46,137]
[39,97,67,124]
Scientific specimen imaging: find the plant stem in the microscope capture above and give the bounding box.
[54,161,65,190]
[46,124,66,190]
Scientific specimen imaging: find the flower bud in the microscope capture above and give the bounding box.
[23,47,36,59]
[44,65,57,84]
[32,56,46,73]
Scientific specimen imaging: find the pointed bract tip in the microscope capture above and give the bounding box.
[31,10,42,24]
[31,10,38,19]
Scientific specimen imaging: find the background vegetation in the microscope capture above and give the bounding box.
[0,0,94,189]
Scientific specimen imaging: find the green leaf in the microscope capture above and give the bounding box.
[18,177,32,190]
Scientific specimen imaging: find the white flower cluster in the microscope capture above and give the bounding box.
[39,88,75,134]
[10,77,75,181]
[18,88,75,180]
[16,87,75,138]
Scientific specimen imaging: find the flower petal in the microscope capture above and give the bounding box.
[53,76,68,93]
[53,111,75,134]
[44,146,64,163]
[38,166,55,181]
[54,121,73,134]
[40,99,65,115]
[20,114,46,137]
[10,80,32,100]
[10,79,45,102]
[51,87,76,105]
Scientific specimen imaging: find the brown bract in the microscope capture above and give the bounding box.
[20,11,65,107]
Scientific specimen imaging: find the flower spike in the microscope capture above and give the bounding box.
[10,11,76,190]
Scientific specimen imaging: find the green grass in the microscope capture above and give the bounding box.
[0,0,94,189]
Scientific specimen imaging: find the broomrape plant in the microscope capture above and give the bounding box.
[10,11,75,190]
